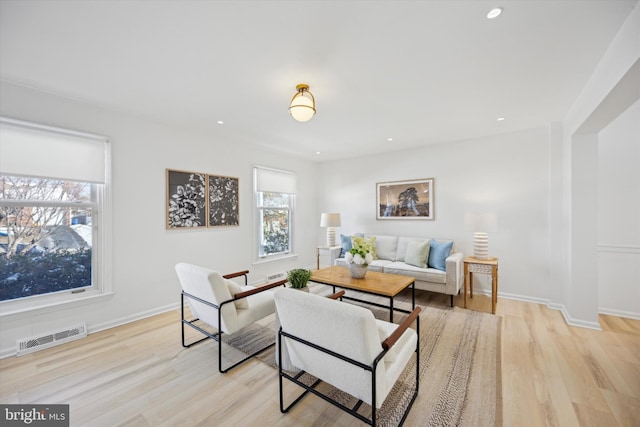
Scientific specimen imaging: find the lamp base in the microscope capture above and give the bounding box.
[473,232,489,260]
[326,227,336,247]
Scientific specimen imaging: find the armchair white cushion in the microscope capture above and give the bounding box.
[176,262,283,373]
[275,287,420,424]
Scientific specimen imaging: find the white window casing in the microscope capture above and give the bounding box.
[0,117,112,316]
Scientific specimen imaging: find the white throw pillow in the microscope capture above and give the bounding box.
[225,279,249,309]
[404,239,430,268]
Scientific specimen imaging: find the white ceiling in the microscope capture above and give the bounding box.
[0,0,637,162]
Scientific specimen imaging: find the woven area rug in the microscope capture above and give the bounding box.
[223,286,502,427]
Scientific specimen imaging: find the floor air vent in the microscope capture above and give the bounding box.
[17,323,87,356]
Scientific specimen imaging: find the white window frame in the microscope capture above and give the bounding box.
[0,118,112,316]
[253,166,296,263]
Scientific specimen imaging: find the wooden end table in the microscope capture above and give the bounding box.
[463,257,499,314]
[316,245,341,269]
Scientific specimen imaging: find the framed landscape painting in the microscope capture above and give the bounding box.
[166,169,207,229]
[208,174,239,227]
[376,178,434,220]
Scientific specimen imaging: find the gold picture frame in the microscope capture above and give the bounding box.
[376,178,434,220]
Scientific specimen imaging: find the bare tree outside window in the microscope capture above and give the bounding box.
[0,175,94,301]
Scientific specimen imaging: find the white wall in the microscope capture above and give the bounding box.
[318,127,551,301]
[0,81,319,357]
[561,2,640,327]
[598,99,640,318]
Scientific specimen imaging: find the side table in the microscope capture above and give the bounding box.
[316,245,341,270]
[463,257,499,314]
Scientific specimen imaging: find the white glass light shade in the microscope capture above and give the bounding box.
[289,84,316,122]
[487,7,503,19]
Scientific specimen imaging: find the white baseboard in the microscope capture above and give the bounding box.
[598,307,640,320]
[481,289,603,331]
[87,302,180,335]
[0,303,180,359]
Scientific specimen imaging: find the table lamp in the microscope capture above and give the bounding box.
[320,213,341,247]
[464,212,497,260]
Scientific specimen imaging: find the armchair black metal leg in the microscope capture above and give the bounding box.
[450,294,454,307]
[181,292,275,373]
[397,318,421,427]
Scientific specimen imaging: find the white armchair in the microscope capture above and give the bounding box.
[274,287,421,426]
[175,262,286,373]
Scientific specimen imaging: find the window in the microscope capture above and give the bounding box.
[254,166,296,260]
[0,117,110,313]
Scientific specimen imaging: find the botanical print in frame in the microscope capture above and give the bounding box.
[208,174,239,227]
[166,169,207,229]
[377,178,434,220]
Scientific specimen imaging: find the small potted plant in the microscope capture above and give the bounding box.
[287,268,312,291]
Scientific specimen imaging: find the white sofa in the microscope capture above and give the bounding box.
[332,234,464,306]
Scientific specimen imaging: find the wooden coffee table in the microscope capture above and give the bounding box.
[311,266,415,322]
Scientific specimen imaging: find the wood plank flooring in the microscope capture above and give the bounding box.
[1,291,638,426]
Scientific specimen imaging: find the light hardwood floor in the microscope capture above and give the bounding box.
[1,291,638,426]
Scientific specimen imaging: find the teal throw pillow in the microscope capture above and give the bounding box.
[404,239,430,268]
[427,240,453,271]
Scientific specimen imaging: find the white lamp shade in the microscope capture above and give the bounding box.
[320,213,341,227]
[320,213,340,247]
[464,212,497,232]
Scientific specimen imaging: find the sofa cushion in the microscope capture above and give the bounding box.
[338,233,365,257]
[404,239,430,268]
[368,259,393,272]
[334,258,392,271]
[383,262,447,284]
[427,240,454,271]
[395,236,415,262]
[369,235,398,261]
[339,234,352,258]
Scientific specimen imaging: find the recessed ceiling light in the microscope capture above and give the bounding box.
[487,8,503,19]
[497,117,505,121]
[387,138,393,142]
[217,120,224,125]
[316,151,321,155]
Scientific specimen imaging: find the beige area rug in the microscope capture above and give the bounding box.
[223,285,502,427]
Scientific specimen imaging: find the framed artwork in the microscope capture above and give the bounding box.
[208,174,239,227]
[376,178,434,220]
[166,169,207,229]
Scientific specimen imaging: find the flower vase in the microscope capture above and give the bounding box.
[349,263,368,279]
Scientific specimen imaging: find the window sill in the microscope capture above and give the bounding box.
[253,253,298,266]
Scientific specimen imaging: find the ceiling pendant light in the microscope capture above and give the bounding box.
[289,83,316,122]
